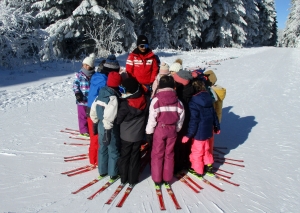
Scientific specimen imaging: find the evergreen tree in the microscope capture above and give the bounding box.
[6,0,136,59]
[201,0,247,48]
[282,0,300,47]
[242,0,260,46]
[255,0,277,46]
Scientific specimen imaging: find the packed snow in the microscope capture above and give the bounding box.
[0,47,299,213]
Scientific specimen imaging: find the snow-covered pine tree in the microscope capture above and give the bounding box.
[201,0,247,48]
[254,0,277,46]
[6,0,136,60]
[0,0,45,68]
[242,0,260,46]
[282,0,300,47]
[166,0,211,50]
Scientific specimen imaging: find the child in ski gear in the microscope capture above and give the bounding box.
[169,59,183,74]
[182,80,220,177]
[172,69,196,174]
[90,71,122,179]
[151,62,170,98]
[72,53,95,136]
[116,77,149,186]
[146,75,185,186]
[126,35,159,94]
[191,69,226,156]
[86,55,121,166]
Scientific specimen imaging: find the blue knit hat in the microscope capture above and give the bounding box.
[103,54,120,72]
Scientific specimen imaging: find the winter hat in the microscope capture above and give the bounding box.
[82,53,96,68]
[159,75,175,89]
[169,59,183,73]
[159,62,170,75]
[173,70,193,86]
[121,77,139,94]
[103,54,120,72]
[107,72,122,87]
[204,70,217,85]
[137,35,149,46]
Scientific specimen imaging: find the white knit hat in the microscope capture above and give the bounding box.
[169,59,183,73]
[159,62,170,75]
[82,53,95,68]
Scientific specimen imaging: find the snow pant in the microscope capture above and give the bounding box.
[77,105,88,134]
[190,138,214,174]
[117,140,142,184]
[151,124,177,183]
[87,117,99,165]
[98,124,121,177]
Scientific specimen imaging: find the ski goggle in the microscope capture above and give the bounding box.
[138,44,149,49]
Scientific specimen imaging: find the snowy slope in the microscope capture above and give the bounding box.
[0,47,299,213]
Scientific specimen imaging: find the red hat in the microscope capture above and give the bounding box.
[107,72,122,87]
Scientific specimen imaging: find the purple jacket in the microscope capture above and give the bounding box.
[146,88,185,134]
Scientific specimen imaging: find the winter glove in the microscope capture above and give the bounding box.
[214,127,220,134]
[146,134,153,147]
[182,136,189,143]
[75,92,84,102]
[93,123,98,135]
[102,129,111,146]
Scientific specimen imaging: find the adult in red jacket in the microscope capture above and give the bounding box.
[126,35,159,93]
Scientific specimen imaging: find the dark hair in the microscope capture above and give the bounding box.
[158,75,175,89]
[192,79,207,92]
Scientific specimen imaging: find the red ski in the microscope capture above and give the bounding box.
[72,179,99,194]
[214,167,234,175]
[164,185,181,209]
[60,130,79,135]
[64,153,88,159]
[87,177,119,200]
[213,149,226,154]
[64,156,88,162]
[155,187,166,210]
[188,172,224,192]
[61,165,90,175]
[214,172,231,179]
[116,185,134,207]
[180,173,203,190]
[105,183,126,205]
[214,175,240,186]
[175,174,200,193]
[67,165,96,177]
[214,157,244,163]
[65,128,79,132]
[215,160,245,167]
[69,136,89,141]
[64,142,89,146]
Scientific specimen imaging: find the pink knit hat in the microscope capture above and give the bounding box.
[159,62,170,75]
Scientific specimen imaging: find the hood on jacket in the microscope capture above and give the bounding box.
[155,88,178,105]
[192,91,213,107]
[91,72,107,87]
[97,86,118,103]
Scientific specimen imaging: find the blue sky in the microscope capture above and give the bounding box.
[274,0,291,29]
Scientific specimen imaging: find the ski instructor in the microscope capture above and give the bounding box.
[125,35,159,95]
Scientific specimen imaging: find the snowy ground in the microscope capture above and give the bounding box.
[0,47,299,213]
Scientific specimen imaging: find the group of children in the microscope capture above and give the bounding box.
[72,35,225,189]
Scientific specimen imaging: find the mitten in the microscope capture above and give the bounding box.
[214,126,220,134]
[102,129,111,146]
[146,134,153,147]
[93,123,98,135]
[75,92,84,102]
[182,136,189,143]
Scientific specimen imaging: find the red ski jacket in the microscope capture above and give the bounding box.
[126,48,159,85]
